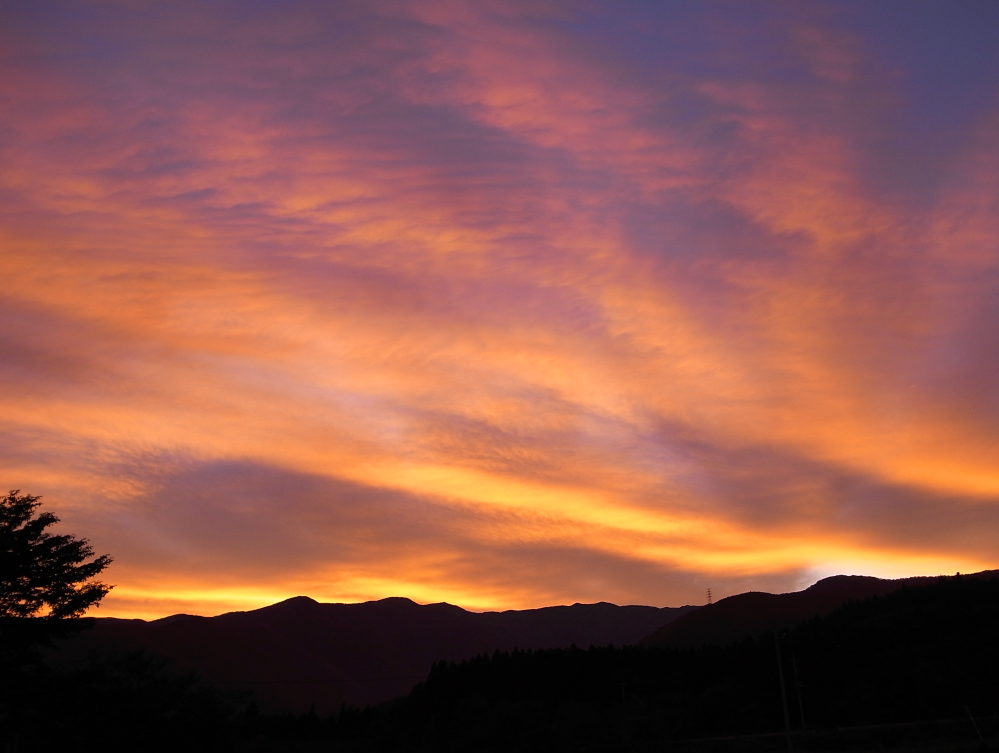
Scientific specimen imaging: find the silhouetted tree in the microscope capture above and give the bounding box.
[1,490,114,752]
[1,491,243,752]
[0,490,112,619]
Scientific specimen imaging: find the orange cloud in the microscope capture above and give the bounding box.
[1,2,997,619]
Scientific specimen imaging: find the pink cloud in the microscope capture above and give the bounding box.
[1,2,997,618]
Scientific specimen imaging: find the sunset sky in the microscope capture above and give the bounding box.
[3,1,999,620]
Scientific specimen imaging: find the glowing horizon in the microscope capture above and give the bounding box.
[2,1,998,621]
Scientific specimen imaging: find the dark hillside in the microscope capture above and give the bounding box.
[56,597,693,712]
[381,575,999,751]
[791,574,999,727]
[643,571,999,649]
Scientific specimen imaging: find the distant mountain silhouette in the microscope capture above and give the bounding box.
[642,569,999,649]
[390,575,999,749]
[54,570,999,714]
[55,597,694,713]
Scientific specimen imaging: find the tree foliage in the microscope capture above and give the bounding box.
[0,490,112,619]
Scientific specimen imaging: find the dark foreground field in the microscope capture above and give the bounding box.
[3,574,998,752]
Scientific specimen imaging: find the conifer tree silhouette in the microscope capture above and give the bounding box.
[1,491,114,752]
[0,490,112,620]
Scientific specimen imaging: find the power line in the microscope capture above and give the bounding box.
[211,678,422,685]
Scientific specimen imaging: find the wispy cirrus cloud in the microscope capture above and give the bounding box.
[1,0,997,618]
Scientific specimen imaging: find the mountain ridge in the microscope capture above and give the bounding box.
[56,569,999,713]
[59,597,695,713]
[642,569,999,649]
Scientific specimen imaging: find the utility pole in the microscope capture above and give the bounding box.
[792,652,805,729]
[775,631,793,753]
[965,706,983,741]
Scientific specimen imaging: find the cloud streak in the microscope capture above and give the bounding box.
[1,0,997,617]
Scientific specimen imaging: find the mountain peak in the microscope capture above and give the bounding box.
[804,574,884,593]
[371,596,419,606]
[151,613,201,625]
[265,595,320,612]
